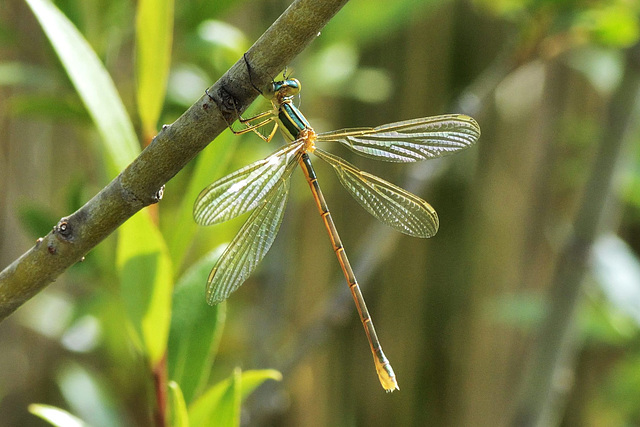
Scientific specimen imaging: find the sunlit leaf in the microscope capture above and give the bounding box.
[214,367,241,427]
[189,368,240,427]
[188,369,281,427]
[24,0,139,176]
[136,0,174,139]
[117,211,173,366]
[168,249,227,404]
[28,404,88,427]
[168,381,190,427]
[577,6,640,48]
[578,298,636,345]
[236,369,283,400]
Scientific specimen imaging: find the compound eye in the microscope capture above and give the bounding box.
[271,78,301,100]
[284,78,301,96]
[268,80,283,97]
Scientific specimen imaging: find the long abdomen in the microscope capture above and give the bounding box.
[298,152,399,392]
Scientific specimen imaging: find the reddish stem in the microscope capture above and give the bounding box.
[153,352,168,427]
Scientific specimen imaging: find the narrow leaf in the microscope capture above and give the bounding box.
[237,369,283,400]
[188,368,240,427]
[168,381,190,427]
[216,368,242,427]
[188,369,281,427]
[136,0,174,139]
[24,0,139,175]
[168,249,227,404]
[116,211,173,366]
[28,404,89,427]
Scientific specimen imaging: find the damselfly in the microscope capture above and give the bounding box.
[194,74,480,392]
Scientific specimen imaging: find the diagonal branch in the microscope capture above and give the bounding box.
[0,0,350,322]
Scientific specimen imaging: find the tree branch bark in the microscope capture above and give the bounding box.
[0,0,350,322]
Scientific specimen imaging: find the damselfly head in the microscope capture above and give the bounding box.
[271,78,301,101]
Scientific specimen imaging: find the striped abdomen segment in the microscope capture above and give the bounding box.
[298,153,399,392]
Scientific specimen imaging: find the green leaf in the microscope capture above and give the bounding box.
[136,0,174,139]
[28,404,89,427]
[24,0,139,176]
[215,368,242,427]
[578,6,640,48]
[168,381,190,427]
[166,130,237,271]
[235,369,283,399]
[116,211,173,366]
[168,249,227,404]
[188,369,282,427]
[189,368,241,427]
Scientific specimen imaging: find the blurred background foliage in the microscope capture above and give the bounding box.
[2,0,640,425]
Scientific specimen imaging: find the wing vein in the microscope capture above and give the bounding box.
[193,141,303,225]
[314,148,438,238]
[206,172,294,305]
[316,114,480,162]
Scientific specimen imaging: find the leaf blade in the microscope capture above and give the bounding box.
[168,381,190,427]
[188,369,281,427]
[28,404,89,427]
[25,0,139,175]
[136,0,174,139]
[168,250,227,404]
[116,211,173,366]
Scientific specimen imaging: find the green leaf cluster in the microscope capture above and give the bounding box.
[18,0,280,425]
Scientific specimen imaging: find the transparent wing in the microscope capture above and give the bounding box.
[194,141,303,225]
[206,177,292,305]
[314,148,439,238]
[316,114,480,163]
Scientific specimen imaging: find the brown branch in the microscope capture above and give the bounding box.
[0,0,350,322]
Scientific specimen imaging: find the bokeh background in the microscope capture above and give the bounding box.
[2,0,640,426]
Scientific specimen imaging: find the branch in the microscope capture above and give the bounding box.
[0,0,350,322]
